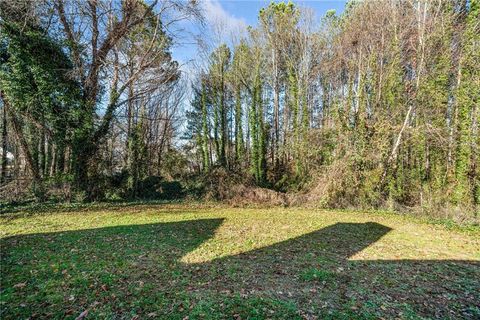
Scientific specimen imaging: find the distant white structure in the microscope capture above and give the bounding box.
[0,147,14,161]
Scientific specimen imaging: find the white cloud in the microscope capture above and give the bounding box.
[201,0,248,43]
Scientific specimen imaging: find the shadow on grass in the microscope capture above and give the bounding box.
[1,219,479,319]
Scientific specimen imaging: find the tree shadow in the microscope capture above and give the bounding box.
[194,222,480,318]
[1,219,479,319]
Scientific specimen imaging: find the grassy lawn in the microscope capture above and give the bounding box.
[1,205,479,319]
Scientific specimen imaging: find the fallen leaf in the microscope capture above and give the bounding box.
[75,310,88,320]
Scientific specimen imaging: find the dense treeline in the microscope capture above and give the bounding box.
[0,0,479,218]
[0,0,198,201]
[186,0,479,216]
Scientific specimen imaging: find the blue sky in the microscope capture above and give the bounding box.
[172,0,347,68]
[220,0,346,25]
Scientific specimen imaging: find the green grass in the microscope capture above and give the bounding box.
[300,268,336,282]
[1,205,479,319]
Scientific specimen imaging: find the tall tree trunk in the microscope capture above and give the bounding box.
[1,91,44,197]
[234,84,243,166]
[220,70,227,167]
[1,103,8,183]
[202,84,210,172]
[272,48,280,169]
